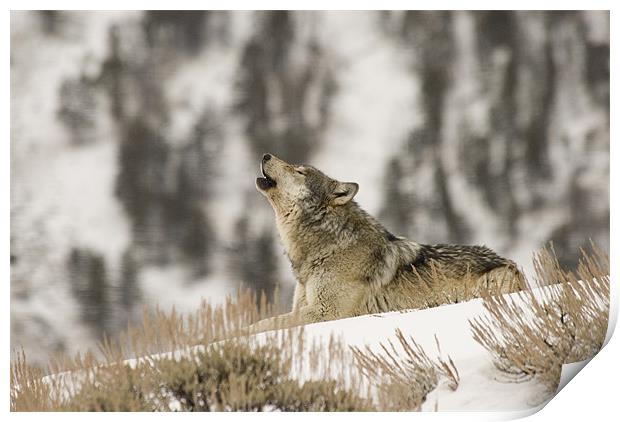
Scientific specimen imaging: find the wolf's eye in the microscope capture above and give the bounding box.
[295,169,305,176]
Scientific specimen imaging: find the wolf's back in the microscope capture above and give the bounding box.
[416,243,515,276]
[395,243,525,301]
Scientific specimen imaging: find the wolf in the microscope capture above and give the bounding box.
[252,153,525,330]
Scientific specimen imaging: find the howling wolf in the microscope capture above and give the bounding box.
[253,153,525,329]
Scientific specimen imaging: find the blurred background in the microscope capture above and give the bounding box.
[11,11,609,366]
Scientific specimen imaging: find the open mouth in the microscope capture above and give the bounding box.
[256,164,277,190]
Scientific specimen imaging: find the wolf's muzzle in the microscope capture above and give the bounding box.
[257,155,276,190]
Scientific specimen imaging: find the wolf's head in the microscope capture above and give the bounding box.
[256,153,359,217]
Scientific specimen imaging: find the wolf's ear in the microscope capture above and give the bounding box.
[331,182,359,206]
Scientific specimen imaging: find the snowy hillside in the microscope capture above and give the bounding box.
[294,289,593,412]
[32,277,607,413]
[11,11,609,366]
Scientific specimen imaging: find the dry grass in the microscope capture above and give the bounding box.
[11,289,375,411]
[408,259,526,310]
[60,334,374,411]
[433,335,460,391]
[469,243,610,393]
[351,329,459,410]
[10,351,60,411]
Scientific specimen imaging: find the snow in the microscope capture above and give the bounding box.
[140,265,235,311]
[298,296,551,412]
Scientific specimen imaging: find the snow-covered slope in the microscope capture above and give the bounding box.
[290,296,550,412]
[40,280,608,413]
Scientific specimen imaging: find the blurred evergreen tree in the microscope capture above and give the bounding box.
[235,10,336,163]
[119,248,140,324]
[379,12,469,244]
[229,215,279,303]
[380,158,412,237]
[144,11,209,54]
[98,21,220,276]
[57,76,97,145]
[38,11,60,35]
[67,248,110,337]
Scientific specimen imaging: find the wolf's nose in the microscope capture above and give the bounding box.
[262,153,271,162]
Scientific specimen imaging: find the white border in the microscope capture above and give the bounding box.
[4,2,616,420]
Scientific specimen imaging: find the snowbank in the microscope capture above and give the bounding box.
[38,278,610,414]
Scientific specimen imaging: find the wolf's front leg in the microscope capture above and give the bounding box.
[247,312,297,334]
[247,306,323,334]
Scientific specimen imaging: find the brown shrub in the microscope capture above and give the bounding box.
[11,290,374,411]
[10,350,58,411]
[351,329,459,411]
[60,336,374,411]
[469,244,610,393]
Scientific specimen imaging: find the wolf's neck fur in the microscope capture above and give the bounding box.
[275,200,422,286]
